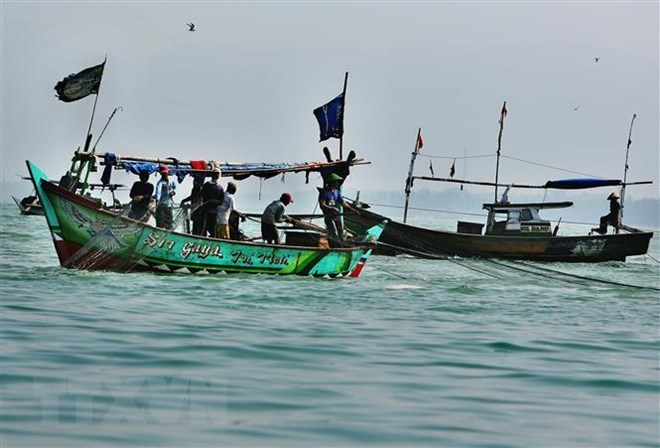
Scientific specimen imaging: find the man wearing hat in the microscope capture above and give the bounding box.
[318,173,357,242]
[154,165,177,229]
[216,182,245,240]
[592,192,621,235]
[261,193,294,244]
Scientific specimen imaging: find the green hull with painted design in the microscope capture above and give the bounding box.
[27,161,385,276]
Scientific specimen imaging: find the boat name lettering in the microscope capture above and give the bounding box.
[181,242,223,260]
[143,232,175,250]
[229,250,289,266]
[257,252,290,265]
[521,225,549,233]
[231,250,254,265]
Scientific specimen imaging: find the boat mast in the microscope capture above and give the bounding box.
[403,128,422,223]
[619,113,637,221]
[494,101,507,203]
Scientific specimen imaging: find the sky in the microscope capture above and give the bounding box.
[1,1,658,211]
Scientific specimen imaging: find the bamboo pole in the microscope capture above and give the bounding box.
[403,128,422,223]
[620,113,637,221]
[413,176,651,189]
[94,152,368,169]
[494,101,506,202]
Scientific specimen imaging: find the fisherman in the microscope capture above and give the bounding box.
[201,168,224,237]
[128,169,154,221]
[58,170,76,190]
[592,192,621,235]
[318,173,357,242]
[216,182,245,239]
[181,175,205,235]
[261,193,295,244]
[154,165,177,229]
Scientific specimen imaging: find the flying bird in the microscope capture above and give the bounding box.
[573,106,580,111]
[594,57,600,63]
[187,23,196,32]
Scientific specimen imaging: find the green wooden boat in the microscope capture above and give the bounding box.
[27,161,385,277]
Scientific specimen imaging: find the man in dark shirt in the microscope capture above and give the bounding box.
[592,192,621,235]
[128,169,154,221]
[181,175,205,235]
[318,173,357,242]
[201,169,224,237]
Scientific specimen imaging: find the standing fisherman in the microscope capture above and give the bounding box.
[181,175,205,235]
[154,165,176,229]
[128,169,154,221]
[201,169,224,237]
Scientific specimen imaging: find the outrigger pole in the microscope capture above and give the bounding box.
[619,113,637,221]
[91,106,122,153]
[403,128,422,223]
[494,100,507,203]
[339,72,349,160]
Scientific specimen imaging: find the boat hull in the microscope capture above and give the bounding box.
[28,161,384,276]
[345,209,652,262]
[12,195,44,215]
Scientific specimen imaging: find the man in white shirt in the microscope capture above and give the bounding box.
[216,182,244,239]
[154,165,177,229]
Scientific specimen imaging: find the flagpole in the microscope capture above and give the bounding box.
[83,57,106,153]
[494,101,506,203]
[403,128,421,223]
[619,113,637,221]
[339,71,348,160]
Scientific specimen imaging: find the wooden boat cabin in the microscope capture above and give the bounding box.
[483,201,572,236]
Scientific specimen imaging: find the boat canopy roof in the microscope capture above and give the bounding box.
[483,201,574,211]
[95,152,367,181]
[543,178,622,189]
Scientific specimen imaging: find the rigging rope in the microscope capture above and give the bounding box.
[415,152,603,178]
[499,155,601,178]
[417,154,494,160]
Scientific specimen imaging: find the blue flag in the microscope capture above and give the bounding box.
[313,93,344,141]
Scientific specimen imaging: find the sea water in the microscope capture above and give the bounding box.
[1,203,658,447]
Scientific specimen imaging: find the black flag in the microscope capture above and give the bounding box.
[54,61,105,102]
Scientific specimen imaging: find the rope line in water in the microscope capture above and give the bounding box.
[645,253,660,264]
[487,259,660,291]
[446,259,504,279]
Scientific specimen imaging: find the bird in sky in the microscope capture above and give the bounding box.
[594,57,600,62]
[573,106,580,111]
[187,23,196,32]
